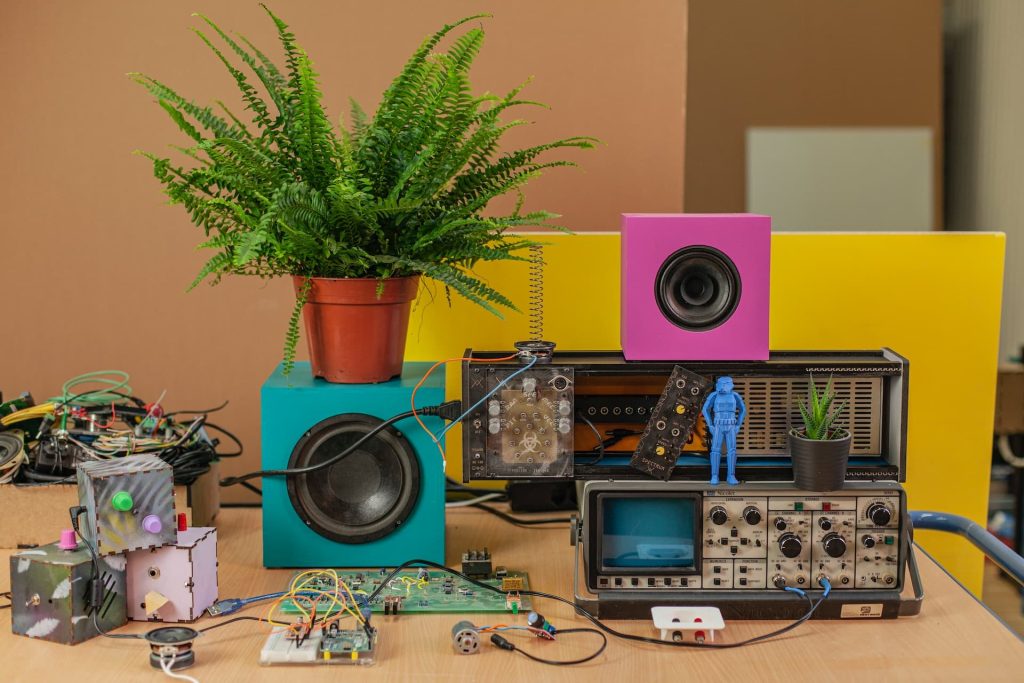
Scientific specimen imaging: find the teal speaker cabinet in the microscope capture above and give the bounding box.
[261,362,445,567]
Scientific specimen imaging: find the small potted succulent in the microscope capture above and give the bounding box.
[132,7,595,383]
[789,375,851,491]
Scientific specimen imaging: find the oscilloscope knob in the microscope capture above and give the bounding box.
[709,506,729,526]
[778,532,802,559]
[866,503,893,527]
[774,517,787,531]
[742,506,762,526]
[822,532,847,558]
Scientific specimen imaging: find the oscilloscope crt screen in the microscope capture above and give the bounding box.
[595,492,701,574]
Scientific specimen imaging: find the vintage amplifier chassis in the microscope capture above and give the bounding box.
[462,349,908,483]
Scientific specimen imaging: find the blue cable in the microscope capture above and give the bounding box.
[437,355,538,439]
[208,590,370,616]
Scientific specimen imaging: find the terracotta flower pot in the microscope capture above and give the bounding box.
[789,429,852,491]
[293,275,419,384]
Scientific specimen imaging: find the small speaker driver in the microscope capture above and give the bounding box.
[654,245,741,331]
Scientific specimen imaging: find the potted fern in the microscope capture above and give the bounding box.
[132,7,595,382]
[789,375,852,491]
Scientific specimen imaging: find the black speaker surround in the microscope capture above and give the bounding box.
[654,245,741,331]
[286,414,421,544]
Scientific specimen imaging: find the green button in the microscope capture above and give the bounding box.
[111,491,134,511]
[884,536,894,545]
[794,502,804,511]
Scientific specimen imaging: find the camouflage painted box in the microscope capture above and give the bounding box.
[10,542,127,644]
[126,527,218,622]
[77,453,177,556]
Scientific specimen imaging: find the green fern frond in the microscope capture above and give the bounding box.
[135,9,597,371]
[283,277,311,375]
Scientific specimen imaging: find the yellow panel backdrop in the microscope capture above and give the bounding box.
[404,231,1005,595]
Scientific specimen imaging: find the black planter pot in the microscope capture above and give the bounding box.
[789,430,852,491]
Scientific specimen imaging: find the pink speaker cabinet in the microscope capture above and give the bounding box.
[621,213,771,361]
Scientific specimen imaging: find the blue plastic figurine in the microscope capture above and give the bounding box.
[701,376,746,486]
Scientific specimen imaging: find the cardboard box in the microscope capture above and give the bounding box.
[0,462,219,549]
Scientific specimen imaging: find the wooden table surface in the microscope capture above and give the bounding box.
[3,507,1023,682]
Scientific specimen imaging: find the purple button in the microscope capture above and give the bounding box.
[142,515,163,534]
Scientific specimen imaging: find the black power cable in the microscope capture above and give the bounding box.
[219,400,462,487]
[469,503,572,527]
[490,627,607,666]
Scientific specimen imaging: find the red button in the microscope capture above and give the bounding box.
[822,502,832,511]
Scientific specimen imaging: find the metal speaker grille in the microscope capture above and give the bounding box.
[732,377,882,456]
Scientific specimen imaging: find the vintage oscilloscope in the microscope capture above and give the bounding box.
[571,480,920,619]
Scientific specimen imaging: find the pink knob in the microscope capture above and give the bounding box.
[58,529,78,551]
[142,515,163,534]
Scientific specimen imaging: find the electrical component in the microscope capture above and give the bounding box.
[461,353,575,479]
[0,430,26,483]
[3,371,235,487]
[260,624,378,666]
[382,595,402,615]
[630,365,713,480]
[526,611,557,637]
[577,480,909,619]
[76,453,177,555]
[451,620,481,654]
[9,538,127,644]
[465,347,908,481]
[0,391,36,418]
[278,568,533,615]
[501,576,524,592]
[651,606,725,643]
[373,558,832,654]
[461,548,492,578]
[126,522,218,622]
[143,626,199,672]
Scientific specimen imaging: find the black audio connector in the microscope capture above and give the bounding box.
[418,400,464,423]
[490,634,516,651]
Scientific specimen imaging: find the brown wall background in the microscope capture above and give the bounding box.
[0,1,687,500]
[685,0,944,225]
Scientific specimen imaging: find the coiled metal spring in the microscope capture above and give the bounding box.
[527,244,545,341]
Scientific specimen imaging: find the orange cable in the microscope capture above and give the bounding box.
[411,354,519,465]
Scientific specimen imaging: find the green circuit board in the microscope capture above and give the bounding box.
[278,569,532,615]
